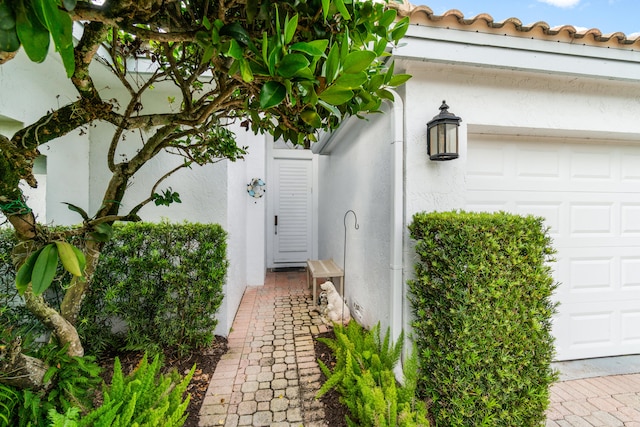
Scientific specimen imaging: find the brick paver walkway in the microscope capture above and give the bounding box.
[199,270,329,427]
[199,270,640,427]
[547,374,640,426]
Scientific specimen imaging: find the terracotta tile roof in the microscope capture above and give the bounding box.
[389,2,640,50]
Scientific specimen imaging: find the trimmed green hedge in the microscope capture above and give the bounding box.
[0,222,227,357]
[408,211,558,426]
[79,222,227,355]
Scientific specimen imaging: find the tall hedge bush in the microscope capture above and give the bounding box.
[79,222,227,355]
[408,211,558,426]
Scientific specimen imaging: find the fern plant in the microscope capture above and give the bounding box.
[39,345,102,414]
[317,322,429,426]
[0,383,20,427]
[48,352,194,427]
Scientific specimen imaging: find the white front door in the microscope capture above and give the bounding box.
[465,134,640,361]
[271,157,314,265]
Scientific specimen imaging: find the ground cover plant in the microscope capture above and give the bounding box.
[317,322,430,427]
[409,211,558,426]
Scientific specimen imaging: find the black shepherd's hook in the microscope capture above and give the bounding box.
[343,210,359,320]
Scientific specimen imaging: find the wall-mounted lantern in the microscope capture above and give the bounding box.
[427,100,461,161]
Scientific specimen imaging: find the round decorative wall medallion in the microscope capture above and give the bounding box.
[247,178,266,198]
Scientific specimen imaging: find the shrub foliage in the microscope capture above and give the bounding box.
[78,222,227,355]
[408,211,558,426]
[0,222,227,357]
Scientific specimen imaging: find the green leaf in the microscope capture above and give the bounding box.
[0,2,16,30]
[334,72,368,89]
[58,38,74,77]
[15,0,50,63]
[391,17,410,43]
[274,4,282,46]
[219,22,250,45]
[32,0,74,74]
[239,58,253,82]
[334,0,351,20]
[15,247,43,295]
[0,28,19,52]
[89,222,114,242]
[201,45,215,65]
[289,40,327,57]
[321,0,330,20]
[388,73,411,87]
[88,232,110,242]
[202,15,211,30]
[259,81,286,109]
[284,14,298,45]
[378,9,397,28]
[319,85,353,105]
[225,39,243,59]
[276,53,310,78]
[63,202,90,221]
[300,110,322,128]
[71,245,86,272]
[55,241,82,276]
[299,81,318,105]
[318,99,342,120]
[343,50,376,74]
[268,48,279,76]
[246,0,258,23]
[325,43,339,83]
[261,31,269,66]
[373,38,387,57]
[385,59,395,83]
[377,88,395,101]
[211,26,220,44]
[31,243,58,295]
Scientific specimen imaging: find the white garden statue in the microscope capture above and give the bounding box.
[320,281,351,324]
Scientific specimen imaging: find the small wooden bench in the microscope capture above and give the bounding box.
[306,259,344,308]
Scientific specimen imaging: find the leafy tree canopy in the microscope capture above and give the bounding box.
[0,0,409,390]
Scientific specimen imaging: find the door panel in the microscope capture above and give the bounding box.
[273,158,313,264]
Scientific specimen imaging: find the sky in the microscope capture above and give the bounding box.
[411,0,640,37]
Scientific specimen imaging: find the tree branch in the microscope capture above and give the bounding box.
[129,162,191,215]
[72,21,110,102]
[24,290,83,357]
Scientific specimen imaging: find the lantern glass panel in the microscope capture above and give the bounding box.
[446,123,458,153]
[429,125,438,155]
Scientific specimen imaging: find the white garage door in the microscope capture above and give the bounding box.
[465,134,640,361]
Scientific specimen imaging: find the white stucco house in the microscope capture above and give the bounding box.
[312,3,640,362]
[3,3,640,361]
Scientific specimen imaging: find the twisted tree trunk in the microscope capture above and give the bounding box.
[0,337,49,390]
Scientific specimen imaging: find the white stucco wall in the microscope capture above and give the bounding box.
[400,58,640,224]
[218,127,267,335]
[0,51,89,226]
[317,103,395,331]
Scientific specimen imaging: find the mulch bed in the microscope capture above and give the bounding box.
[96,336,228,427]
[313,329,349,427]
